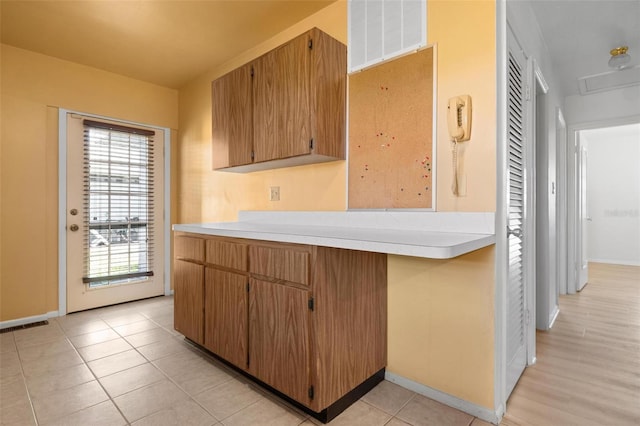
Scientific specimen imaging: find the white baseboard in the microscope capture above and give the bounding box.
[385,371,500,424]
[548,306,560,329]
[0,311,59,330]
[588,258,640,267]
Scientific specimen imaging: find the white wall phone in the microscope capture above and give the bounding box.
[448,95,472,196]
[448,95,472,142]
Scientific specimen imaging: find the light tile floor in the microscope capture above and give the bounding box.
[0,296,491,425]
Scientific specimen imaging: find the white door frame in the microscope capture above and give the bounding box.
[58,109,172,316]
[566,113,640,295]
[556,108,568,295]
[494,2,508,420]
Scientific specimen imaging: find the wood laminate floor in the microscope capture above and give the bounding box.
[502,262,640,426]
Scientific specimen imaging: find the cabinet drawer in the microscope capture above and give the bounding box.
[175,236,205,262]
[206,239,248,271]
[249,245,310,286]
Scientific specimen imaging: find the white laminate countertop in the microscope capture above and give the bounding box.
[173,211,496,259]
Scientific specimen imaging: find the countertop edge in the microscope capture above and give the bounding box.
[172,223,495,259]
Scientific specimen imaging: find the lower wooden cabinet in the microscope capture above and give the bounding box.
[204,268,248,369]
[173,260,204,345]
[173,232,386,422]
[248,278,311,404]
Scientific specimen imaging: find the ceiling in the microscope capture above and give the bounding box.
[0,0,336,89]
[529,0,640,97]
[2,1,638,96]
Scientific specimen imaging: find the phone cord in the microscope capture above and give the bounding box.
[451,140,459,195]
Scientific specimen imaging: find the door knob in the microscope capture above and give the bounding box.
[507,227,522,239]
[69,224,79,232]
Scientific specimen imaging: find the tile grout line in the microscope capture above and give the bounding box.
[14,321,77,425]
[94,306,179,425]
[13,300,170,426]
[137,301,314,425]
[136,310,305,425]
[60,317,133,426]
[11,330,40,426]
[56,310,173,425]
[84,305,225,424]
[390,392,417,425]
[134,305,272,424]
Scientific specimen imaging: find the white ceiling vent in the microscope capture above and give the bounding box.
[348,0,426,73]
[578,65,640,95]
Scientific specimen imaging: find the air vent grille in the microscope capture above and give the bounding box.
[578,66,640,95]
[348,0,426,73]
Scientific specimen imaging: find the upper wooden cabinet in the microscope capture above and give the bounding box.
[211,64,253,169]
[211,28,346,172]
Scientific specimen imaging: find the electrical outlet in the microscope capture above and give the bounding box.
[270,186,280,201]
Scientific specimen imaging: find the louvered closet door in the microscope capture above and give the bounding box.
[506,41,527,398]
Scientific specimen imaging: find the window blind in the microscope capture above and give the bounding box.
[82,119,155,288]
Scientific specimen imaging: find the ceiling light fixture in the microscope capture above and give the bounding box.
[608,46,631,70]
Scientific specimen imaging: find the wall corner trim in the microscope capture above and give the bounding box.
[385,371,500,424]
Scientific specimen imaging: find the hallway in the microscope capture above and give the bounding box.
[502,263,640,425]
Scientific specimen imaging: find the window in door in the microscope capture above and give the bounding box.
[82,120,156,288]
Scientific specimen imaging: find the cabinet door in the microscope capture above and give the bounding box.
[174,260,204,344]
[253,31,311,163]
[248,279,311,404]
[309,28,347,159]
[212,64,253,169]
[204,268,248,369]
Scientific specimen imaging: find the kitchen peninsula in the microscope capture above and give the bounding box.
[172,211,495,422]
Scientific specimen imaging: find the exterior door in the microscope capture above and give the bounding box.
[505,34,528,398]
[66,114,164,313]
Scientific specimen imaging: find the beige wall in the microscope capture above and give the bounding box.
[431,0,496,211]
[177,0,496,409]
[177,0,496,222]
[385,0,496,409]
[0,0,497,410]
[0,44,179,321]
[388,247,495,408]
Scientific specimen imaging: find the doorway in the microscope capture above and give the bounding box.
[59,110,171,314]
[532,65,559,332]
[566,116,640,294]
[580,123,640,267]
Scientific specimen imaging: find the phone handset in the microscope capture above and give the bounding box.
[448,95,472,196]
[447,95,472,142]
